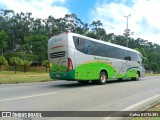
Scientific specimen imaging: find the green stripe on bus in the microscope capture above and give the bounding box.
[75,61,118,80]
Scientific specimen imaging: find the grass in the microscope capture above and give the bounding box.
[131,118,160,120]
[0,71,159,84]
[145,74,160,76]
[131,101,160,120]
[148,102,160,111]
[0,71,51,84]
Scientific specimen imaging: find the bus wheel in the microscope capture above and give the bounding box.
[131,72,140,81]
[99,72,107,85]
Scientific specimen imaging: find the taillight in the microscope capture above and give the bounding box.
[67,58,73,72]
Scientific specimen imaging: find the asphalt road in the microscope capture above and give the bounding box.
[0,76,160,120]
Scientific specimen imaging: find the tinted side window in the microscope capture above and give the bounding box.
[106,45,114,58]
[130,52,139,62]
[115,48,123,59]
[122,51,130,61]
[118,49,126,59]
[99,44,106,57]
[73,36,138,61]
[73,36,85,53]
[85,39,92,54]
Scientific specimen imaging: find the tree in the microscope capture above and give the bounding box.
[62,14,88,34]
[89,20,107,40]
[90,20,103,32]
[22,60,31,73]
[24,34,48,64]
[44,15,61,37]
[42,60,49,73]
[84,31,98,39]
[151,63,159,73]
[0,56,7,72]
[107,33,116,43]
[115,35,126,46]
[0,30,8,55]
[9,57,22,74]
[135,48,148,58]
[123,29,131,47]
[147,51,160,71]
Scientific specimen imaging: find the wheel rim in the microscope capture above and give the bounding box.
[101,74,106,83]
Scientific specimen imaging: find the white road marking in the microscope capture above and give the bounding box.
[104,94,160,120]
[121,94,160,111]
[0,92,57,102]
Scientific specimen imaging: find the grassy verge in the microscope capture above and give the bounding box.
[131,102,160,120]
[145,74,160,76]
[0,71,51,84]
[0,72,159,84]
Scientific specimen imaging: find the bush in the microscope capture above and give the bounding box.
[1,65,48,73]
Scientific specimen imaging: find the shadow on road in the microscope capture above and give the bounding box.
[49,79,136,88]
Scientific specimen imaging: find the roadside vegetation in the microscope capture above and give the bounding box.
[145,74,160,76]
[0,71,51,84]
[0,9,160,74]
[131,101,160,120]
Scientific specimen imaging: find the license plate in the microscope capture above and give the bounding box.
[56,74,60,77]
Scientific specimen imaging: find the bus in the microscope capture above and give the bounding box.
[48,32,145,85]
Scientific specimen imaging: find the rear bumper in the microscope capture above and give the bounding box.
[49,70,75,81]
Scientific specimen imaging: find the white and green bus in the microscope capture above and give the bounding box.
[48,32,145,84]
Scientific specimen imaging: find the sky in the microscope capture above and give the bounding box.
[0,0,160,45]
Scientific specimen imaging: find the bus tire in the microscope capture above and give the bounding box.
[99,71,107,85]
[131,72,140,81]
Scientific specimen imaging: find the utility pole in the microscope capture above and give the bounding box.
[124,14,131,47]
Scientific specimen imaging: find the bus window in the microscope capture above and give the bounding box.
[138,53,143,65]
[85,39,92,54]
[130,52,139,62]
[73,36,85,53]
[92,41,98,56]
[100,44,106,57]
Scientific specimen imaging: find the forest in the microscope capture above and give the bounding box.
[0,9,160,73]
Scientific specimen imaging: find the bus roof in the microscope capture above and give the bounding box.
[68,32,141,55]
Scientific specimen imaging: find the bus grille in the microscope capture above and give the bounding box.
[50,51,66,58]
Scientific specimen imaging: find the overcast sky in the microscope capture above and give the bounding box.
[0,0,160,45]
